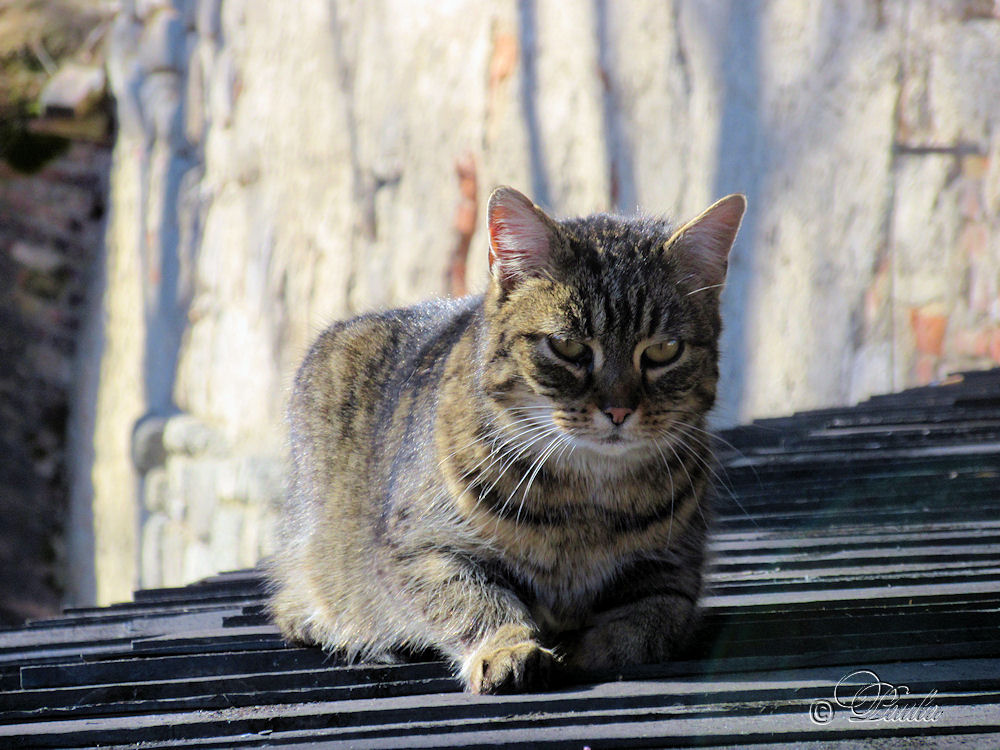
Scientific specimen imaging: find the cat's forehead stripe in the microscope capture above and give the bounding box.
[646,305,663,338]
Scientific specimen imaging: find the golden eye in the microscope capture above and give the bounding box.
[548,335,590,363]
[642,339,683,366]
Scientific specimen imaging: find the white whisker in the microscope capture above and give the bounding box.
[685,283,725,297]
[650,436,676,548]
[654,426,707,528]
[674,423,759,527]
[515,432,567,523]
[504,429,562,519]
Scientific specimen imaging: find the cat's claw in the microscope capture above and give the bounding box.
[468,641,554,694]
[464,627,555,694]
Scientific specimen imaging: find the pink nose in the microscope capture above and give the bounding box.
[604,407,633,425]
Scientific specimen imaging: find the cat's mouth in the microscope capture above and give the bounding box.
[569,429,647,458]
[547,409,652,458]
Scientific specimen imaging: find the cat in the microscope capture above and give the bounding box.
[268,186,746,694]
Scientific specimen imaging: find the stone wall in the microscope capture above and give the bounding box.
[82,0,1000,605]
[0,142,110,623]
[0,1,114,624]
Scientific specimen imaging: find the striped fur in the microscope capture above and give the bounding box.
[268,188,745,693]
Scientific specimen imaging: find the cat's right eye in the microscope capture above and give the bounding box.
[548,335,590,364]
[641,339,684,368]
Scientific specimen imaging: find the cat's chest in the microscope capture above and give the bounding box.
[456,466,681,618]
[499,527,635,622]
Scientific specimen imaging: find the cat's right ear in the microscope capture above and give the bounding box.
[487,186,562,292]
[664,194,747,293]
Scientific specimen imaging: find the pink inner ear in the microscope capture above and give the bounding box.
[488,194,553,287]
[682,223,731,288]
[674,195,745,290]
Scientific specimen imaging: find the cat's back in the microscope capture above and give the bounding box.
[289,295,482,452]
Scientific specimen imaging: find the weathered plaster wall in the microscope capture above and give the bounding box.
[82,0,1000,604]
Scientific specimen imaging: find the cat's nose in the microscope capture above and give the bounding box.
[603,407,633,425]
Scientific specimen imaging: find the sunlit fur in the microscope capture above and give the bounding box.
[268,190,744,694]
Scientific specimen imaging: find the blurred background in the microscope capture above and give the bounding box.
[1,0,998,623]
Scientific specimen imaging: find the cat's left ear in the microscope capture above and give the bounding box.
[665,194,747,292]
[487,186,564,292]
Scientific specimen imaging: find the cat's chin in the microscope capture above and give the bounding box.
[568,434,649,460]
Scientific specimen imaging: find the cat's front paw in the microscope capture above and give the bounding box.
[562,615,674,672]
[463,624,555,694]
[563,619,638,672]
[562,596,696,673]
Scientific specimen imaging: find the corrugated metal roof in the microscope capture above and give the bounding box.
[3,369,1000,748]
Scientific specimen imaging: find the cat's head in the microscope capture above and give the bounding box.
[480,186,745,461]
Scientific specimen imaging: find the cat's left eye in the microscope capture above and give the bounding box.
[548,335,590,363]
[642,339,683,367]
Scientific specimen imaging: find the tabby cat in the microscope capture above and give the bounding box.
[268,186,746,694]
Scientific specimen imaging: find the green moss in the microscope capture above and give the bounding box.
[0,0,109,172]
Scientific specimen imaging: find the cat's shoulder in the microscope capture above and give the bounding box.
[316,295,480,347]
[297,296,482,381]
